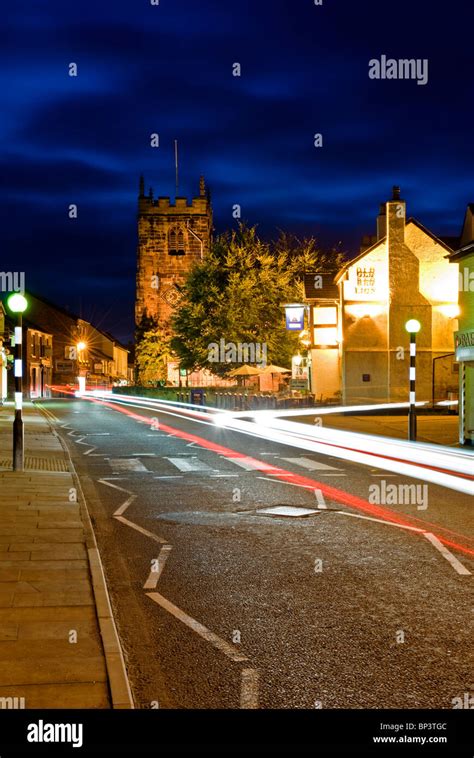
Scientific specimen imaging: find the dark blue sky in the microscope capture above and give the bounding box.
[2,0,473,342]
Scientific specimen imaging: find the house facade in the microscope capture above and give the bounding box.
[306,188,460,404]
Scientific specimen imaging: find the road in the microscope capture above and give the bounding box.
[38,397,473,710]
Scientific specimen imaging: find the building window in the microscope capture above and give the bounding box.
[169,227,186,256]
[313,306,338,346]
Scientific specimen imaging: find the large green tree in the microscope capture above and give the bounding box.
[135,316,173,385]
[171,224,345,377]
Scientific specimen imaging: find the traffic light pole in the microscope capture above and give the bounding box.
[13,314,24,471]
[408,331,417,441]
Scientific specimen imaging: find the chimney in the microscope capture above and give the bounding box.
[376,203,386,240]
[386,185,406,246]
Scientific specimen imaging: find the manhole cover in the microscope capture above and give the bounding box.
[256,506,321,518]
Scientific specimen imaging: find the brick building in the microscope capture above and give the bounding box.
[135,175,213,332]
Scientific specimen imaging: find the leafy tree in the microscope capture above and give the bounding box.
[135,321,172,385]
[171,224,345,376]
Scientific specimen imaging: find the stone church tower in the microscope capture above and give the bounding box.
[135,175,213,334]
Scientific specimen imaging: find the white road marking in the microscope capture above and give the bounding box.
[131,453,156,457]
[336,511,425,533]
[282,457,342,472]
[145,592,248,663]
[165,457,212,472]
[113,494,137,517]
[227,457,267,471]
[314,489,327,509]
[83,447,97,456]
[110,458,149,472]
[114,516,167,544]
[98,479,133,493]
[154,475,184,480]
[240,668,259,709]
[256,476,312,489]
[210,474,239,478]
[143,545,173,589]
[423,532,472,575]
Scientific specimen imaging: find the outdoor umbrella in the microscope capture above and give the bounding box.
[228,365,263,388]
[228,365,264,376]
[259,364,291,374]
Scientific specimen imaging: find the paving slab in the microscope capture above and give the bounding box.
[0,401,133,709]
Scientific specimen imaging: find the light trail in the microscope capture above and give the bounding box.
[74,393,473,558]
[81,391,473,493]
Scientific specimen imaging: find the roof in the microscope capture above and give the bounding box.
[25,292,128,351]
[334,216,456,284]
[447,241,474,261]
[304,272,339,300]
[406,218,456,253]
[439,235,461,250]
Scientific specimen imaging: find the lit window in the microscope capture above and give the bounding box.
[314,326,338,346]
[313,306,337,325]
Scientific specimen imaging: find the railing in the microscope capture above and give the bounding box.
[175,391,316,411]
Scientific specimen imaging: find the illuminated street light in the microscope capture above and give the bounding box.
[75,342,88,396]
[405,319,421,441]
[6,292,28,471]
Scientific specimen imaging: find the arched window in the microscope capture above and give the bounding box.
[169,226,185,256]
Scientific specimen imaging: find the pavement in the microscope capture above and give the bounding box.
[290,413,460,446]
[36,396,473,710]
[0,401,133,709]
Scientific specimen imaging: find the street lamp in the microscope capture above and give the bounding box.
[7,293,28,470]
[76,341,88,396]
[405,319,421,441]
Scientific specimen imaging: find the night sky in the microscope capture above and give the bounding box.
[2,0,473,343]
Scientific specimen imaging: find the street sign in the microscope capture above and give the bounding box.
[56,360,74,373]
[290,379,308,390]
[285,306,305,331]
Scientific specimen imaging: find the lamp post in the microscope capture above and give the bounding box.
[405,319,421,441]
[7,293,28,470]
[76,341,87,396]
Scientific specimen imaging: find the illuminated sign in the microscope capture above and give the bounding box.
[455,330,474,362]
[344,260,387,302]
[285,307,305,331]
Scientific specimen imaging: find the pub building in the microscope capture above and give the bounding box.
[305,187,460,406]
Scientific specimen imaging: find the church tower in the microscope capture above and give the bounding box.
[135,175,213,334]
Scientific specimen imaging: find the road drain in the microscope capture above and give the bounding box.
[255,506,321,518]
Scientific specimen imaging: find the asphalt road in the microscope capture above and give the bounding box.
[38,398,473,710]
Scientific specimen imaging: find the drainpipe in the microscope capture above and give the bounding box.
[186,220,204,261]
[432,353,454,408]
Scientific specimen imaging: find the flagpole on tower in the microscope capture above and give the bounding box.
[174,139,179,196]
